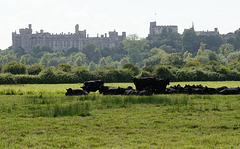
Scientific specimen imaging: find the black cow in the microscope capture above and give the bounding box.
[123,89,138,95]
[153,78,170,94]
[215,86,228,92]
[99,86,124,95]
[219,87,240,95]
[99,86,133,95]
[133,77,156,91]
[133,77,170,94]
[81,80,104,93]
[137,90,153,96]
[166,87,178,94]
[202,86,219,94]
[65,88,88,96]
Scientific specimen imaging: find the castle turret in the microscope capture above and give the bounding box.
[75,24,79,34]
[150,22,157,35]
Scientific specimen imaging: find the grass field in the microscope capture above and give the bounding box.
[0,81,240,95]
[0,82,240,148]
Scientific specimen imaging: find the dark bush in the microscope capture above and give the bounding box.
[15,75,41,84]
[57,64,71,72]
[153,65,176,80]
[74,67,94,83]
[0,73,16,84]
[27,64,43,75]
[123,63,140,76]
[39,67,57,83]
[3,61,26,74]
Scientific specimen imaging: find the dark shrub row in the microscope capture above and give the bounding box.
[1,67,240,84]
[0,68,134,84]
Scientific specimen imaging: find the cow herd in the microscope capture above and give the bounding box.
[65,77,240,96]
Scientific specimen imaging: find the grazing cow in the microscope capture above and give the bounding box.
[65,88,88,96]
[133,77,156,91]
[153,78,170,94]
[81,80,104,93]
[133,77,170,94]
[219,87,240,95]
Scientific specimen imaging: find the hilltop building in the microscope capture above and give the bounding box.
[195,28,219,36]
[191,22,219,36]
[149,21,178,35]
[12,24,126,53]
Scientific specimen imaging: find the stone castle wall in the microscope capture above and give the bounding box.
[149,21,178,35]
[12,24,126,53]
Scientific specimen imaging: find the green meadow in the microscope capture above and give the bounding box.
[0,82,240,148]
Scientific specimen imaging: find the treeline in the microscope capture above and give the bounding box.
[1,28,240,83]
[1,61,240,84]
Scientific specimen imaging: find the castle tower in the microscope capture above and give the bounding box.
[75,24,79,34]
[149,21,157,35]
[192,22,195,30]
[18,24,33,52]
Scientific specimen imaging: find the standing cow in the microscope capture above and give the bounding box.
[81,80,104,93]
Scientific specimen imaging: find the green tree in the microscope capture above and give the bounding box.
[153,65,175,80]
[123,63,140,76]
[48,57,59,67]
[82,42,97,61]
[92,49,102,63]
[88,61,97,71]
[234,30,240,49]
[3,61,26,74]
[40,53,51,67]
[0,54,17,65]
[66,47,79,56]
[27,63,43,75]
[20,54,38,65]
[182,28,199,55]
[123,34,149,65]
[219,43,234,55]
[57,64,71,72]
[15,47,25,58]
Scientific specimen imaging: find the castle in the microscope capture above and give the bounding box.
[149,21,178,35]
[12,24,126,53]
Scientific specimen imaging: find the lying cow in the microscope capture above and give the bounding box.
[99,86,124,95]
[99,86,133,95]
[81,80,104,93]
[123,89,153,96]
[219,87,240,95]
[65,88,88,96]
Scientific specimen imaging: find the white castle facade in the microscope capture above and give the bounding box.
[12,24,126,53]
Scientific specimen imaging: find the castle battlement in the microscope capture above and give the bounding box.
[12,24,126,52]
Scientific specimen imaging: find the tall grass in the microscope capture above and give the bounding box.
[53,102,91,117]
[99,95,189,108]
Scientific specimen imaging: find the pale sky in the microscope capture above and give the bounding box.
[0,0,240,50]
